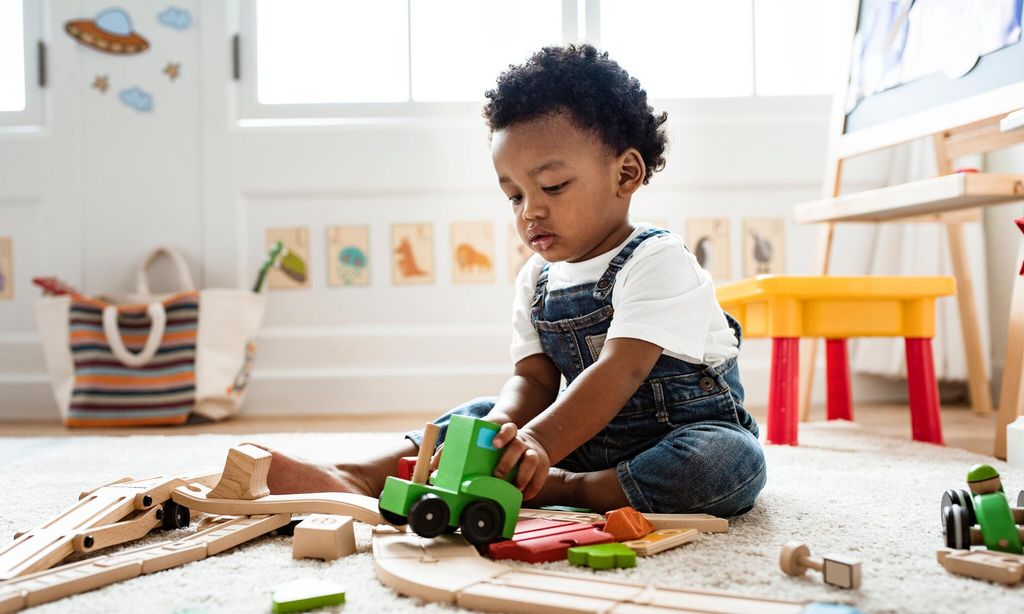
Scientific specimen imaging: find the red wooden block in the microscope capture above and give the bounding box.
[397,456,417,480]
[487,518,614,563]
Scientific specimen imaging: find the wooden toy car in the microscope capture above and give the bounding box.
[378,416,522,545]
[941,464,1024,554]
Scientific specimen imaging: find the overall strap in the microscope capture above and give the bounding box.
[592,228,670,300]
[530,263,551,322]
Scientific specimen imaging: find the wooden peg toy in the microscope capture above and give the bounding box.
[642,513,728,533]
[411,423,441,485]
[292,515,356,561]
[271,578,346,613]
[937,547,1024,585]
[780,541,861,589]
[567,543,637,569]
[602,506,654,541]
[207,444,272,500]
[621,528,699,556]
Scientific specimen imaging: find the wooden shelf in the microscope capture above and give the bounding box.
[793,172,1024,224]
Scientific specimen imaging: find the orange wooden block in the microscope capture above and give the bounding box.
[603,507,654,541]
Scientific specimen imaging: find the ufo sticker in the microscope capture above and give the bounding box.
[65,7,150,55]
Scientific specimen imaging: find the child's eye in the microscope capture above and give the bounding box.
[543,182,568,194]
[508,194,522,205]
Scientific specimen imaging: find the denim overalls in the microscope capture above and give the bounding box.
[408,228,767,517]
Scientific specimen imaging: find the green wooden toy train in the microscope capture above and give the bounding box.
[378,416,522,545]
[941,464,1024,553]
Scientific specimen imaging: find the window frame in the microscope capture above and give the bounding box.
[0,0,44,129]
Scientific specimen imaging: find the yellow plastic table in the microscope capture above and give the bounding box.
[716,275,956,446]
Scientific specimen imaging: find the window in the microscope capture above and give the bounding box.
[240,0,848,120]
[0,0,43,128]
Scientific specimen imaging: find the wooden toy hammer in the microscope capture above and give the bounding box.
[780,541,861,589]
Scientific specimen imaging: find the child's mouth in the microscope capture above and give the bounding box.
[530,234,555,251]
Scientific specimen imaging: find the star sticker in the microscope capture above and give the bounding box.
[92,75,109,93]
[163,62,181,81]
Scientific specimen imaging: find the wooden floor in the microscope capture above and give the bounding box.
[0,403,1002,457]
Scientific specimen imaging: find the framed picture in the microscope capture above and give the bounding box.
[686,218,731,281]
[451,222,495,284]
[327,225,370,287]
[392,223,434,285]
[743,218,785,277]
[0,237,12,300]
[266,227,310,290]
[507,224,533,282]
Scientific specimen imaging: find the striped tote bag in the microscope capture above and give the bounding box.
[35,247,266,427]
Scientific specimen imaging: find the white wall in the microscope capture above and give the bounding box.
[1,1,915,421]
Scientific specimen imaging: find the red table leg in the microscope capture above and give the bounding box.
[825,339,853,421]
[768,337,800,445]
[905,337,944,445]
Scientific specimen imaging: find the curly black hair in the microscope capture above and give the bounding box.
[483,43,668,184]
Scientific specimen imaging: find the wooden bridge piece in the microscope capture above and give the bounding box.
[172,483,387,526]
[207,444,272,500]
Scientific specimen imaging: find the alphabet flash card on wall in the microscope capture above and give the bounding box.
[392,223,434,285]
[743,218,785,277]
[451,222,495,285]
[0,237,12,300]
[508,224,532,282]
[687,218,731,281]
[266,227,310,290]
[327,225,370,287]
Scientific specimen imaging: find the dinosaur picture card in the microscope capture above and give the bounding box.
[392,223,434,285]
[451,222,495,285]
[327,225,370,287]
[686,218,731,281]
[743,218,785,277]
[266,226,310,290]
[0,237,12,300]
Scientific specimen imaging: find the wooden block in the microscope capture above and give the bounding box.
[397,456,417,481]
[603,507,654,541]
[642,513,728,533]
[822,556,862,590]
[207,445,272,501]
[271,578,345,613]
[937,548,1024,585]
[487,519,615,563]
[621,528,699,556]
[292,515,355,561]
[567,543,637,569]
[518,508,604,525]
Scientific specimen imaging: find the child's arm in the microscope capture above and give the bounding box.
[492,337,664,499]
[484,353,561,427]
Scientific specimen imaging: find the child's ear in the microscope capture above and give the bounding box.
[615,148,645,197]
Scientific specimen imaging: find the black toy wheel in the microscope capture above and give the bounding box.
[459,500,504,545]
[944,503,972,550]
[941,489,974,531]
[1017,490,1024,508]
[161,500,190,530]
[409,494,450,538]
[379,504,408,527]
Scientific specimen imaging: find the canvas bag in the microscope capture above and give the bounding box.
[35,247,266,426]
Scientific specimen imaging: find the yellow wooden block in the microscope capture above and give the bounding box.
[716,275,955,338]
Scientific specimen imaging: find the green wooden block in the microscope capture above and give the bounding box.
[539,505,592,513]
[567,543,637,569]
[271,578,346,613]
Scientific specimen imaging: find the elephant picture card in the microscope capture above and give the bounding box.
[327,225,370,287]
[743,218,785,277]
[392,223,434,285]
[686,218,731,281]
[451,222,495,285]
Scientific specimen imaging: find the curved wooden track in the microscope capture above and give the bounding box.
[372,527,857,614]
[171,482,386,526]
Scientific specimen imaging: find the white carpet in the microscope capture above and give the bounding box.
[1,422,1022,614]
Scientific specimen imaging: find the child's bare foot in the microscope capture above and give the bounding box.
[243,443,375,497]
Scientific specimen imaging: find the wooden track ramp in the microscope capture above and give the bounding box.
[172,482,387,526]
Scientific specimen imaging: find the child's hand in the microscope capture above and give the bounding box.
[491,423,550,500]
[429,442,444,471]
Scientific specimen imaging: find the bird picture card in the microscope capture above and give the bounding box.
[327,225,370,287]
[508,224,533,282]
[392,223,434,285]
[686,218,731,281]
[266,226,310,290]
[0,237,12,300]
[743,218,785,277]
[451,222,495,285]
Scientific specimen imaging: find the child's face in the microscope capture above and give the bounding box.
[491,111,640,263]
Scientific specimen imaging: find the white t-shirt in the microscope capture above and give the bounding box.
[510,223,739,366]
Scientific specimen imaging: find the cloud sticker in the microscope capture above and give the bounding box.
[158,7,192,30]
[119,87,153,112]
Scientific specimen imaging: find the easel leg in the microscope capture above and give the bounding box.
[799,223,835,421]
[945,221,994,415]
[995,237,1024,459]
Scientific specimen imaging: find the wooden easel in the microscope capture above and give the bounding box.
[795,3,1024,459]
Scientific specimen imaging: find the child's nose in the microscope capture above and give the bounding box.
[521,196,547,219]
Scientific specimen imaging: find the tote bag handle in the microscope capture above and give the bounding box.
[135,246,196,297]
[102,302,167,367]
